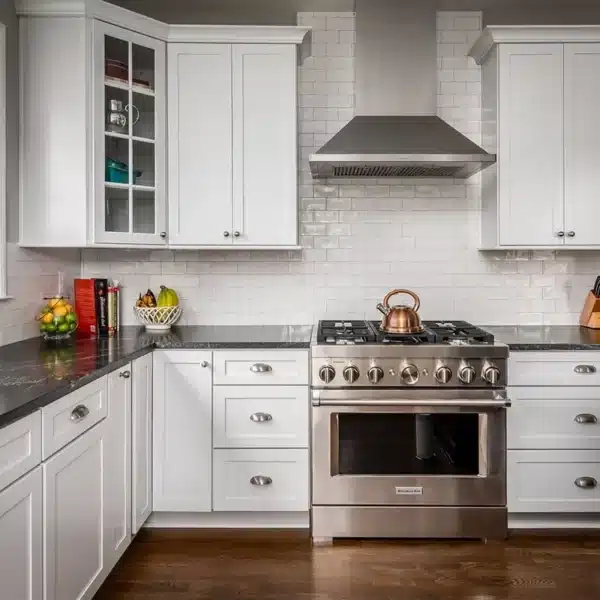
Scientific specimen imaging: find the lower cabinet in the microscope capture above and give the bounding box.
[0,466,42,600]
[44,420,107,600]
[132,353,153,533]
[508,449,600,513]
[213,449,309,512]
[104,365,133,570]
[153,350,213,511]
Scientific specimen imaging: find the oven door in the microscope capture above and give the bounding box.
[312,388,508,507]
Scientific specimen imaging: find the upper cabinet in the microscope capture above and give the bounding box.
[17,1,309,249]
[470,26,600,249]
[18,6,167,247]
[168,42,300,248]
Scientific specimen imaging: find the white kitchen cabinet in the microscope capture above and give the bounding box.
[471,27,600,249]
[0,466,42,600]
[563,44,600,246]
[132,353,153,533]
[168,41,301,248]
[104,366,132,570]
[213,386,309,449]
[213,448,309,512]
[153,350,213,512]
[44,420,107,600]
[18,6,167,247]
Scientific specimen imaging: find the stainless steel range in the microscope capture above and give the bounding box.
[311,320,510,542]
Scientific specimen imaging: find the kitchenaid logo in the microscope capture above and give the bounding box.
[395,486,423,496]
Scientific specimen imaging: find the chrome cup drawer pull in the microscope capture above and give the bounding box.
[574,413,598,424]
[249,412,273,423]
[574,477,597,489]
[250,475,272,486]
[574,365,597,374]
[70,405,90,423]
[250,363,273,373]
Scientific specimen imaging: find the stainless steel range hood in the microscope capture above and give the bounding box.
[309,0,496,179]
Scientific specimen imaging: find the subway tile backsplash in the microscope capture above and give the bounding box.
[81,11,600,327]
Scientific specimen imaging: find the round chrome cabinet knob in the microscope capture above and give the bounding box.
[458,365,476,384]
[367,366,384,384]
[401,364,419,385]
[435,366,452,384]
[343,365,360,384]
[483,366,501,385]
[318,365,336,384]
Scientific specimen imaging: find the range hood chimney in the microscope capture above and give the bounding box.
[309,0,495,179]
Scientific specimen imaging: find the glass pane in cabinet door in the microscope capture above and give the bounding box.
[105,35,129,88]
[105,136,130,185]
[133,189,156,234]
[132,43,155,94]
[105,188,129,233]
[105,86,128,136]
[132,139,155,188]
[131,92,155,140]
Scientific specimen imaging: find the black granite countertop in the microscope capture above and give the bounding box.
[484,325,600,351]
[0,325,313,430]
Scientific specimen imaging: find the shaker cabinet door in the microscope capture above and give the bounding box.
[93,21,167,246]
[564,43,600,246]
[498,44,564,246]
[152,351,213,512]
[0,467,42,600]
[231,44,298,247]
[168,44,234,246]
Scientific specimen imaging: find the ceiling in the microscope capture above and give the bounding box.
[110,0,600,24]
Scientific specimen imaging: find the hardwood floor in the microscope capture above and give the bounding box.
[95,530,600,600]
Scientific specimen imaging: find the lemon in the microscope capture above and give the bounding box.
[48,297,66,310]
[53,306,68,318]
[64,303,74,313]
[42,312,54,324]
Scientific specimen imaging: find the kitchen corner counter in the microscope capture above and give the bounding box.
[0,325,313,430]
[483,325,600,351]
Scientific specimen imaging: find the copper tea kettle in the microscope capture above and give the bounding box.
[376,289,424,334]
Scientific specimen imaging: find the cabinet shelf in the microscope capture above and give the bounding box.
[104,77,155,97]
[105,132,155,144]
[105,182,155,192]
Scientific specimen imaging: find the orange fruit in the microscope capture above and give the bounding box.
[53,306,68,318]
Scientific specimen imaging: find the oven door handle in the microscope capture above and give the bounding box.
[311,398,511,408]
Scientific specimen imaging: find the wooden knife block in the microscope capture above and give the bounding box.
[580,292,600,329]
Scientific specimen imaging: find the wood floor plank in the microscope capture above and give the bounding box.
[95,532,600,600]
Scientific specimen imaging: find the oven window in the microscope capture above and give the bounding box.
[336,413,480,476]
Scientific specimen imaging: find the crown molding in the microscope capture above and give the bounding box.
[167,25,310,44]
[16,1,310,45]
[469,25,600,64]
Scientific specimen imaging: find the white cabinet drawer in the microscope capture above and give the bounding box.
[0,412,42,492]
[213,350,309,386]
[508,387,600,450]
[509,352,600,386]
[213,386,308,449]
[41,376,108,459]
[508,450,600,513]
[213,449,309,511]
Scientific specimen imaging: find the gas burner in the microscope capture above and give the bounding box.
[317,320,376,345]
[371,322,438,345]
[425,321,494,345]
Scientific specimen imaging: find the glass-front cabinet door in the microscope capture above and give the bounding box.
[93,22,166,245]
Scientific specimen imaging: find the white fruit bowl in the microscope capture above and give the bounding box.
[134,306,182,331]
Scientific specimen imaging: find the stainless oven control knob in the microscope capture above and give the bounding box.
[343,365,360,384]
[458,365,476,384]
[483,365,501,385]
[435,366,452,384]
[367,366,384,384]
[319,365,336,384]
[401,364,419,385]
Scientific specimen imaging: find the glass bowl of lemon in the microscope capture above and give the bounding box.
[38,296,78,341]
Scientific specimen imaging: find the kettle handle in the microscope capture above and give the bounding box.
[383,289,420,311]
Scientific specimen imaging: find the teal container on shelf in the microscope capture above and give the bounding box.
[105,158,142,184]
